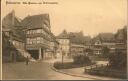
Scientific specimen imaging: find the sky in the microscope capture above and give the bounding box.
[1,0,127,37]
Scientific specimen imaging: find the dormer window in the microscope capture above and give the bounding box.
[97,41,100,44]
[95,40,101,45]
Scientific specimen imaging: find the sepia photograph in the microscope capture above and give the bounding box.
[1,0,127,80]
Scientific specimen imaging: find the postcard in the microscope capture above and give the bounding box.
[1,0,127,80]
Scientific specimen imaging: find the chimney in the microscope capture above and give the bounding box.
[11,10,15,26]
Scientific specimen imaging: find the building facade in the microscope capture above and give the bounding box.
[2,11,29,62]
[92,33,116,55]
[45,36,59,59]
[69,32,92,56]
[92,40,103,55]
[56,30,70,58]
[22,14,57,60]
[115,26,127,54]
[70,43,85,57]
[57,30,92,58]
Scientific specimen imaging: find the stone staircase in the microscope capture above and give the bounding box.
[2,32,36,62]
[15,48,36,62]
[10,41,36,62]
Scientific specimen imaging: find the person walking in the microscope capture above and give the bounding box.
[26,56,29,65]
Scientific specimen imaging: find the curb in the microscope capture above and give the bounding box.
[50,63,121,80]
[50,64,103,80]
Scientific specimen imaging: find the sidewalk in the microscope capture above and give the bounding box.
[43,58,73,63]
[49,58,121,80]
[60,67,121,80]
[43,58,61,63]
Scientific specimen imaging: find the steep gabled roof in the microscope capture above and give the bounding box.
[57,30,69,39]
[99,33,115,42]
[57,30,92,45]
[68,32,91,45]
[2,11,22,31]
[92,33,115,43]
[21,14,50,29]
[2,11,25,42]
[115,26,127,42]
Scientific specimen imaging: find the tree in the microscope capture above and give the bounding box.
[108,52,127,69]
[73,54,91,65]
[84,48,93,55]
[102,46,110,58]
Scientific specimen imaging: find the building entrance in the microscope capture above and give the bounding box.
[28,50,39,60]
[41,49,44,59]
[11,51,17,62]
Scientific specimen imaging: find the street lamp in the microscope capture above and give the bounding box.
[61,47,64,64]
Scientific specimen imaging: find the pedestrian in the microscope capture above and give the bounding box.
[26,56,29,65]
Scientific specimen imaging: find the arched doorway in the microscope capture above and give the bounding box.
[10,51,17,62]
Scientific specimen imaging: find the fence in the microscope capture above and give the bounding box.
[85,64,126,79]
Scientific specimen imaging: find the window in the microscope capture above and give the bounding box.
[37,37,42,44]
[34,38,37,44]
[29,41,32,44]
[41,37,43,41]
[31,39,33,44]
[12,41,15,45]
[32,30,34,34]
[37,40,40,44]
[29,30,32,34]
[30,30,33,34]
[31,38,33,44]
[67,40,69,43]
[27,38,30,44]
[43,31,46,36]
[44,39,46,43]
[15,41,17,46]
[41,38,44,43]
[32,30,35,34]
[37,29,42,33]
[37,37,41,40]
[36,29,39,33]
[41,29,44,34]
[27,31,29,34]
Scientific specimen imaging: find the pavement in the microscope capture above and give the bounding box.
[2,58,122,80]
[59,67,121,80]
[47,59,121,80]
[2,59,93,80]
